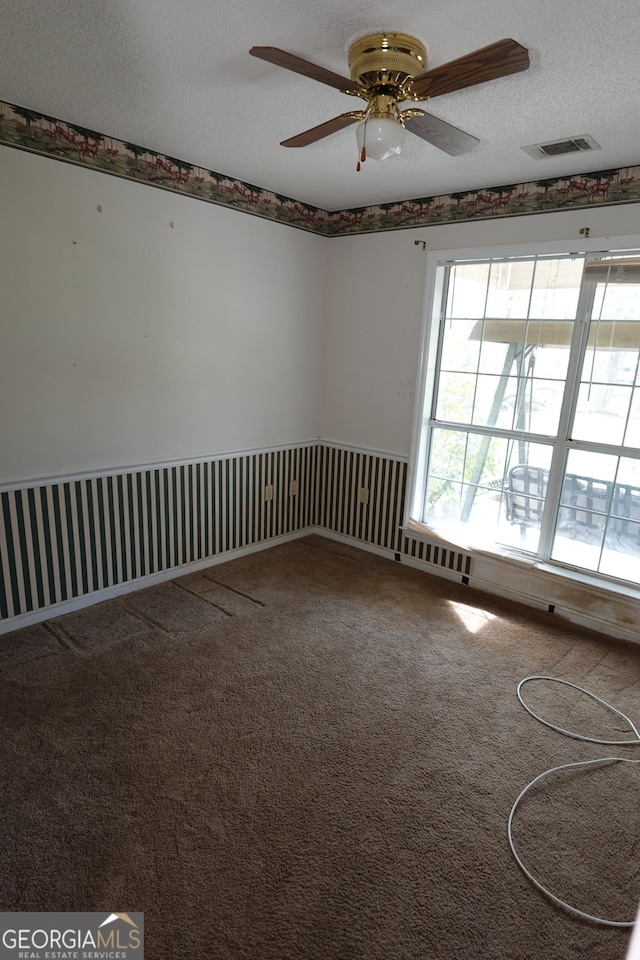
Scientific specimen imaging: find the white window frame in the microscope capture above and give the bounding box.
[405,232,640,585]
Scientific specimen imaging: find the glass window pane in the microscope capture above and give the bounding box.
[504,463,547,525]
[465,433,509,488]
[435,372,476,423]
[427,428,468,483]
[624,390,640,448]
[591,280,640,321]
[563,483,610,535]
[424,430,552,553]
[611,481,640,525]
[478,336,514,374]
[447,263,490,319]
[533,345,571,379]
[473,375,518,429]
[574,310,640,445]
[529,259,584,319]
[485,260,534,318]
[526,378,565,435]
[472,363,565,436]
[490,441,553,552]
[615,456,640,486]
[599,521,640,582]
[424,477,463,524]
[439,319,481,373]
[584,331,639,383]
[479,321,571,365]
[572,383,632,446]
[550,451,635,574]
[563,449,618,489]
[552,510,606,569]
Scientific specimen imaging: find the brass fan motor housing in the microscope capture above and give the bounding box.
[348,33,426,85]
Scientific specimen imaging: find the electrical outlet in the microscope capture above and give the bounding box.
[264,484,273,502]
[358,487,369,504]
[289,479,298,496]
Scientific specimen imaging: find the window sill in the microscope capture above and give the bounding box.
[472,545,640,603]
[403,524,640,604]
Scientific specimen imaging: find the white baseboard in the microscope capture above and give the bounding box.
[0,529,311,636]
[306,527,399,562]
[311,529,640,646]
[468,571,640,646]
[312,528,469,585]
[3,524,638,647]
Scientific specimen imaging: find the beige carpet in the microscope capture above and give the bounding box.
[1,535,639,959]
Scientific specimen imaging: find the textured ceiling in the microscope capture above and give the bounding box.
[1,0,640,210]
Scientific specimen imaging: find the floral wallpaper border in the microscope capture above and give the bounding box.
[2,98,640,237]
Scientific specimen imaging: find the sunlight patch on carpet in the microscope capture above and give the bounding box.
[449,600,497,634]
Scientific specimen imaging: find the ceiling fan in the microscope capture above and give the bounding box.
[250,33,529,169]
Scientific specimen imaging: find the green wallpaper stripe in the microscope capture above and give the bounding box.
[14,490,32,611]
[1,443,473,625]
[0,539,7,620]
[39,487,55,603]
[1,493,18,615]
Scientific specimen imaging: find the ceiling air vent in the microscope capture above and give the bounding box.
[522,134,601,160]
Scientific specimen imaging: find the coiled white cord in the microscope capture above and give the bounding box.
[508,675,640,928]
[517,675,640,745]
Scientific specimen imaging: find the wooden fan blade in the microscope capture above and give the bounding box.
[250,46,362,94]
[410,39,529,100]
[404,113,479,156]
[281,113,363,147]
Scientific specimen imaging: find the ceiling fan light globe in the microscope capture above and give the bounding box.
[356,118,406,160]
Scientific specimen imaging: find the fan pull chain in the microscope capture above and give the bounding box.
[356,141,366,173]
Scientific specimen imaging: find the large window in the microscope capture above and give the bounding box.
[408,241,640,587]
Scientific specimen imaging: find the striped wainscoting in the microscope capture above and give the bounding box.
[1,441,474,629]
[0,445,318,622]
[402,536,473,577]
[316,445,407,553]
[316,444,473,575]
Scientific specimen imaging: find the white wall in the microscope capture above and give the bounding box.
[0,147,327,484]
[322,203,640,456]
[4,144,640,481]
